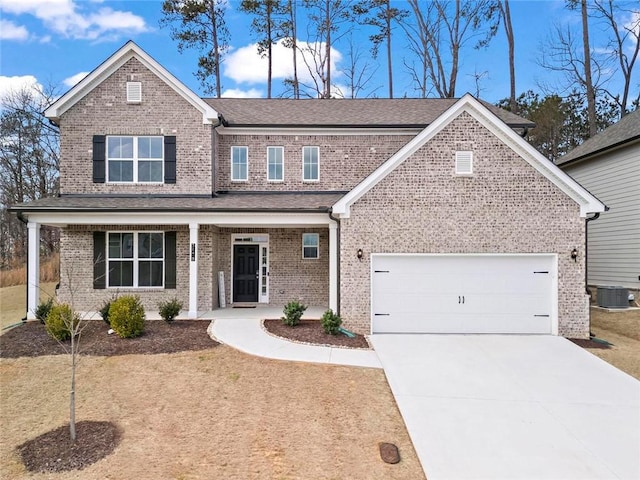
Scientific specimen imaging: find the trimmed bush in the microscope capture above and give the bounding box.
[321,309,342,335]
[35,298,54,325]
[45,304,79,341]
[99,298,114,326]
[281,301,307,327]
[158,298,183,323]
[109,295,146,338]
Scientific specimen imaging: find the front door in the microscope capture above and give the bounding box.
[233,244,259,302]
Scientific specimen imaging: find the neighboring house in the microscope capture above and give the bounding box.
[557,110,640,297]
[11,41,605,338]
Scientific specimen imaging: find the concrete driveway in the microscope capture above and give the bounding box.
[370,335,640,480]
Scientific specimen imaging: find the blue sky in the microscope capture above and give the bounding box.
[0,0,638,104]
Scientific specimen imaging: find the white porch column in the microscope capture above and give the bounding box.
[329,222,338,313]
[188,222,199,319]
[27,222,41,320]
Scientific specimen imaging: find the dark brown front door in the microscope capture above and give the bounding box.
[233,245,259,302]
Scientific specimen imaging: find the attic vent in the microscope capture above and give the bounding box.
[455,151,473,175]
[126,81,142,103]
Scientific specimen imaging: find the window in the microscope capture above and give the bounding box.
[455,151,473,175]
[302,146,319,181]
[231,146,248,181]
[267,146,284,181]
[107,136,163,183]
[302,233,319,259]
[107,232,164,287]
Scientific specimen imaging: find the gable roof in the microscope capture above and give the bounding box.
[332,94,606,218]
[204,98,534,128]
[44,41,218,124]
[556,109,640,166]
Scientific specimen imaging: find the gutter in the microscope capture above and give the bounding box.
[328,208,341,315]
[16,212,29,323]
[585,210,606,337]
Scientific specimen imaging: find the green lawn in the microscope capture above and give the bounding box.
[0,282,57,332]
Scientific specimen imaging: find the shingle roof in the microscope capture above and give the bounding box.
[10,192,345,213]
[203,98,535,128]
[557,109,640,165]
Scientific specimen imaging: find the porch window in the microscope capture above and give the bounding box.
[267,146,284,181]
[302,146,319,181]
[302,233,319,259]
[107,232,164,287]
[107,136,163,183]
[231,146,248,181]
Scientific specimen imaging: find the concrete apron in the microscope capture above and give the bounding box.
[370,334,640,480]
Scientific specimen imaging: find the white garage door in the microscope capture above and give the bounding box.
[371,255,556,334]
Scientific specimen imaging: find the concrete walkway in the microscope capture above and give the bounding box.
[207,314,381,369]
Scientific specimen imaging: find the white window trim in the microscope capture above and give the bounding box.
[231,146,249,182]
[302,146,320,182]
[106,136,164,184]
[267,146,285,182]
[302,233,320,259]
[455,150,474,175]
[106,231,165,289]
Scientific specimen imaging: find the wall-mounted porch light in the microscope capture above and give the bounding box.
[571,248,578,262]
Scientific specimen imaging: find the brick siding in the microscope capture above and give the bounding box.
[339,112,589,337]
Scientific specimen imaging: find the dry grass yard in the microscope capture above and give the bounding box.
[583,307,640,380]
[0,346,425,479]
[0,282,57,331]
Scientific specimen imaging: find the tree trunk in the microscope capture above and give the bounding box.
[70,333,77,442]
[502,0,516,112]
[385,0,393,98]
[211,1,222,98]
[581,0,596,136]
[267,2,273,98]
[290,0,299,99]
[325,0,331,98]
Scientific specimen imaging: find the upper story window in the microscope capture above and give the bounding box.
[302,146,319,181]
[107,232,164,288]
[107,136,163,183]
[231,146,248,181]
[267,146,284,181]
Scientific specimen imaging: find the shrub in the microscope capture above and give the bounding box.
[45,304,79,341]
[321,309,342,335]
[281,300,307,327]
[158,298,183,323]
[109,295,146,338]
[35,298,54,325]
[99,298,114,326]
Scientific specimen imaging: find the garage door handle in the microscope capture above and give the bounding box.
[374,313,390,316]
[374,270,390,273]
[534,314,549,317]
[458,296,465,304]
[534,271,549,274]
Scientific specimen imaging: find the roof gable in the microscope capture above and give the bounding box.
[332,94,606,218]
[45,41,218,124]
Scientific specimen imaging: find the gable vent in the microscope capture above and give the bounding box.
[126,81,142,103]
[455,151,473,175]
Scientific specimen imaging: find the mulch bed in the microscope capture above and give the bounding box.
[0,320,219,358]
[17,421,121,473]
[263,319,370,349]
[569,337,612,349]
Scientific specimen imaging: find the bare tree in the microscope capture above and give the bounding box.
[282,0,300,98]
[402,0,499,98]
[592,0,640,117]
[0,84,59,268]
[336,34,380,98]
[160,0,230,97]
[498,0,516,112]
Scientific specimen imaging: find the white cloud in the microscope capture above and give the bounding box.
[221,88,264,98]
[0,75,42,102]
[63,71,89,88]
[224,38,343,86]
[0,0,148,40]
[0,19,29,40]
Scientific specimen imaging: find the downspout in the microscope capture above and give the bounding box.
[328,208,341,315]
[17,212,29,322]
[211,114,224,197]
[585,211,604,337]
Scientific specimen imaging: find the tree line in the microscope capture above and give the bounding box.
[1,0,638,269]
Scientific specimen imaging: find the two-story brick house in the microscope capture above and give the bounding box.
[13,41,605,337]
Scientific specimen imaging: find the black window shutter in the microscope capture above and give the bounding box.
[165,231,177,289]
[164,136,176,184]
[93,135,106,183]
[93,232,106,289]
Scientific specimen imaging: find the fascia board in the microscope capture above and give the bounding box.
[44,41,218,124]
[333,93,606,218]
[217,126,421,136]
